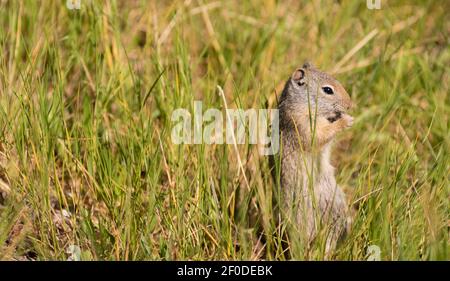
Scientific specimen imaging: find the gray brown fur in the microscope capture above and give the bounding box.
[276,63,354,254]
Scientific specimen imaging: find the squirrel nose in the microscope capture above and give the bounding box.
[345,100,354,111]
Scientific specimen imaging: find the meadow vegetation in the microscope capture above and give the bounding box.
[0,0,448,260]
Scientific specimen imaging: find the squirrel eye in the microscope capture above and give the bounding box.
[322,86,334,95]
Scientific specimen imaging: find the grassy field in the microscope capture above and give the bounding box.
[0,0,448,260]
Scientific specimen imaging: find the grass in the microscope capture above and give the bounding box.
[0,0,448,260]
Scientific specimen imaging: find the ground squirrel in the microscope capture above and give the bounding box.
[275,62,354,254]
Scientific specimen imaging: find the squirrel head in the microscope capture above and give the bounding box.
[280,62,353,127]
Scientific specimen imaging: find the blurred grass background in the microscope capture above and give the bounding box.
[0,0,448,260]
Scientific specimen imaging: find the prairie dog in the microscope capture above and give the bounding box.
[276,62,354,254]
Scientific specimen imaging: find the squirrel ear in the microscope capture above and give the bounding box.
[292,68,306,86]
[302,61,314,69]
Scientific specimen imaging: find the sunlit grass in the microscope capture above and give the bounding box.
[0,0,448,260]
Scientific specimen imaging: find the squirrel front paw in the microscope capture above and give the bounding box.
[326,111,353,127]
[341,113,354,128]
[327,112,353,130]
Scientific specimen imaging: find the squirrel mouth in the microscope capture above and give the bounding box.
[327,111,342,123]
